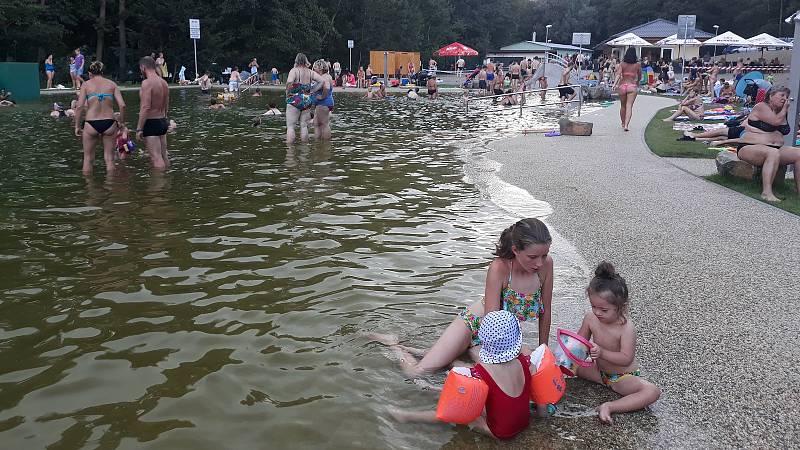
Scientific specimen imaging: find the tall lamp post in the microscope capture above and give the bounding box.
[712,25,719,62]
[543,24,552,80]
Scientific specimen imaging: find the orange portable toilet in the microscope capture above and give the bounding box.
[436,370,488,424]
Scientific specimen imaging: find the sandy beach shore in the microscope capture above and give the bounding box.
[475,95,799,448]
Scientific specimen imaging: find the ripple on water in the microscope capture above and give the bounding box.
[0,91,599,449]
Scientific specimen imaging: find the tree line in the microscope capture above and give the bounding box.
[3,0,797,81]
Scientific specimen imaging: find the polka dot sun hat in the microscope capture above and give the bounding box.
[478,310,522,364]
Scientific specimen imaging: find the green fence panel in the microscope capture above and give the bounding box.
[0,63,40,101]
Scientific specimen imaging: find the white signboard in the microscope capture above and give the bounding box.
[189,19,200,39]
[572,33,591,46]
[347,39,354,49]
[677,15,696,40]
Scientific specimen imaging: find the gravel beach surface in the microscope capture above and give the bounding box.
[475,95,799,449]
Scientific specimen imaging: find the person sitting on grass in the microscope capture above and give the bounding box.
[662,89,703,122]
[718,83,736,103]
[728,86,800,202]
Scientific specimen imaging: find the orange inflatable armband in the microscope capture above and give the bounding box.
[530,345,566,404]
[436,370,488,424]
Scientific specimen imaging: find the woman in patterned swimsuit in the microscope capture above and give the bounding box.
[369,218,554,378]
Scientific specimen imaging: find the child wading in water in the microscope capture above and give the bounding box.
[390,310,534,440]
[577,262,661,424]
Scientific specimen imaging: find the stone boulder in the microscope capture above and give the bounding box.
[715,150,786,186]
[558,118,593,136]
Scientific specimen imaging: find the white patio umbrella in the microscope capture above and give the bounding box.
[655,34,702,46]
[704,31,750,46]
[747,33,793,47]
[607,32,652,47]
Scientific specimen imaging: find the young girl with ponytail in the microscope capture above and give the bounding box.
[576,261,661,424]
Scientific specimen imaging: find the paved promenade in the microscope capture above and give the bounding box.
[488,95,799,448]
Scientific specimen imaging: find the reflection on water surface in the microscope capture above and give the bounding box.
[0,90,593,449]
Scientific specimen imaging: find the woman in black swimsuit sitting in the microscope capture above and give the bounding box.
[74,61,126,175]
[735,86,800,202]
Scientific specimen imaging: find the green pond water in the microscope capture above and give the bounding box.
[0,89,595,449]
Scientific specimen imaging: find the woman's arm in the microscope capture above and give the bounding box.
[482,259,507,314]
[537,256,554,346]
[750,102,789,125]
[114,84,125,125]
[73,86,87,136]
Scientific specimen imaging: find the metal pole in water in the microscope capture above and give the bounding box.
[383,51,389,86]
[193,39,198,79]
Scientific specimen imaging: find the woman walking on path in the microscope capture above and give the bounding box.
[616,48,641,131]
[73,61,126,175]
[734,87,800,202]
[312,59,334,141]
[44,55,55,89]
[284,53,324,144]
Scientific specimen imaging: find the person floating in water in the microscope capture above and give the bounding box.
[136,56,170,169]
[574,261,661,424]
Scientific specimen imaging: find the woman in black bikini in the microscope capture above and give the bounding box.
[735,86,800,202]
[74,61,126,175]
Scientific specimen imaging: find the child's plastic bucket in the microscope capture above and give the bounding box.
[554,329,593,377]
[436,370,488,424]
[529,344,566,404]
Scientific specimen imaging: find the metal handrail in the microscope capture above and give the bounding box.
[464,83,584,117]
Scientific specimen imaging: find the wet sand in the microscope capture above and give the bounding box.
[477,95,799,448]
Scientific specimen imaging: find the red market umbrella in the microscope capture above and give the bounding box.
[435,42,479,57]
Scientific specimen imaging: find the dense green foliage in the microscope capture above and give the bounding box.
[4,0,799,80]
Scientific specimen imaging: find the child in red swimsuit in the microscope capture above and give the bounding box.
[387,311,534,440]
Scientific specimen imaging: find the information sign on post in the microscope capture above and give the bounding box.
[572,33,591,75]
[677,15,697,39]
[189,19,200,78]
[348,39,354,71]
[571,33,591,46]
[676,15,696,84]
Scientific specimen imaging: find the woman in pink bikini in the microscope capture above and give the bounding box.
[615,48,642,131]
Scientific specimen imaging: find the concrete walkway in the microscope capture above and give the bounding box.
[488,95,799,448]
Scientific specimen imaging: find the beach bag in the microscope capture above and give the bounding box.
[742,80,758,100]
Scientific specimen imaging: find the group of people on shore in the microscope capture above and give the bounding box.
[673,86,800,202]
[43,49,171,90]
[368,218,661,438]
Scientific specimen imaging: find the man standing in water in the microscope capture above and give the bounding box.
[136,56,170,169]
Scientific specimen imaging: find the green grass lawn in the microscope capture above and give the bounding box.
[645,106,720,159]
[705,174,800,215]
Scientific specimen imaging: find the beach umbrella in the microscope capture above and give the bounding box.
[704,31,750,46]
[607,32,652,47]
[747,33,793,47]
[656,34,703,46]
[435,42,479,56]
